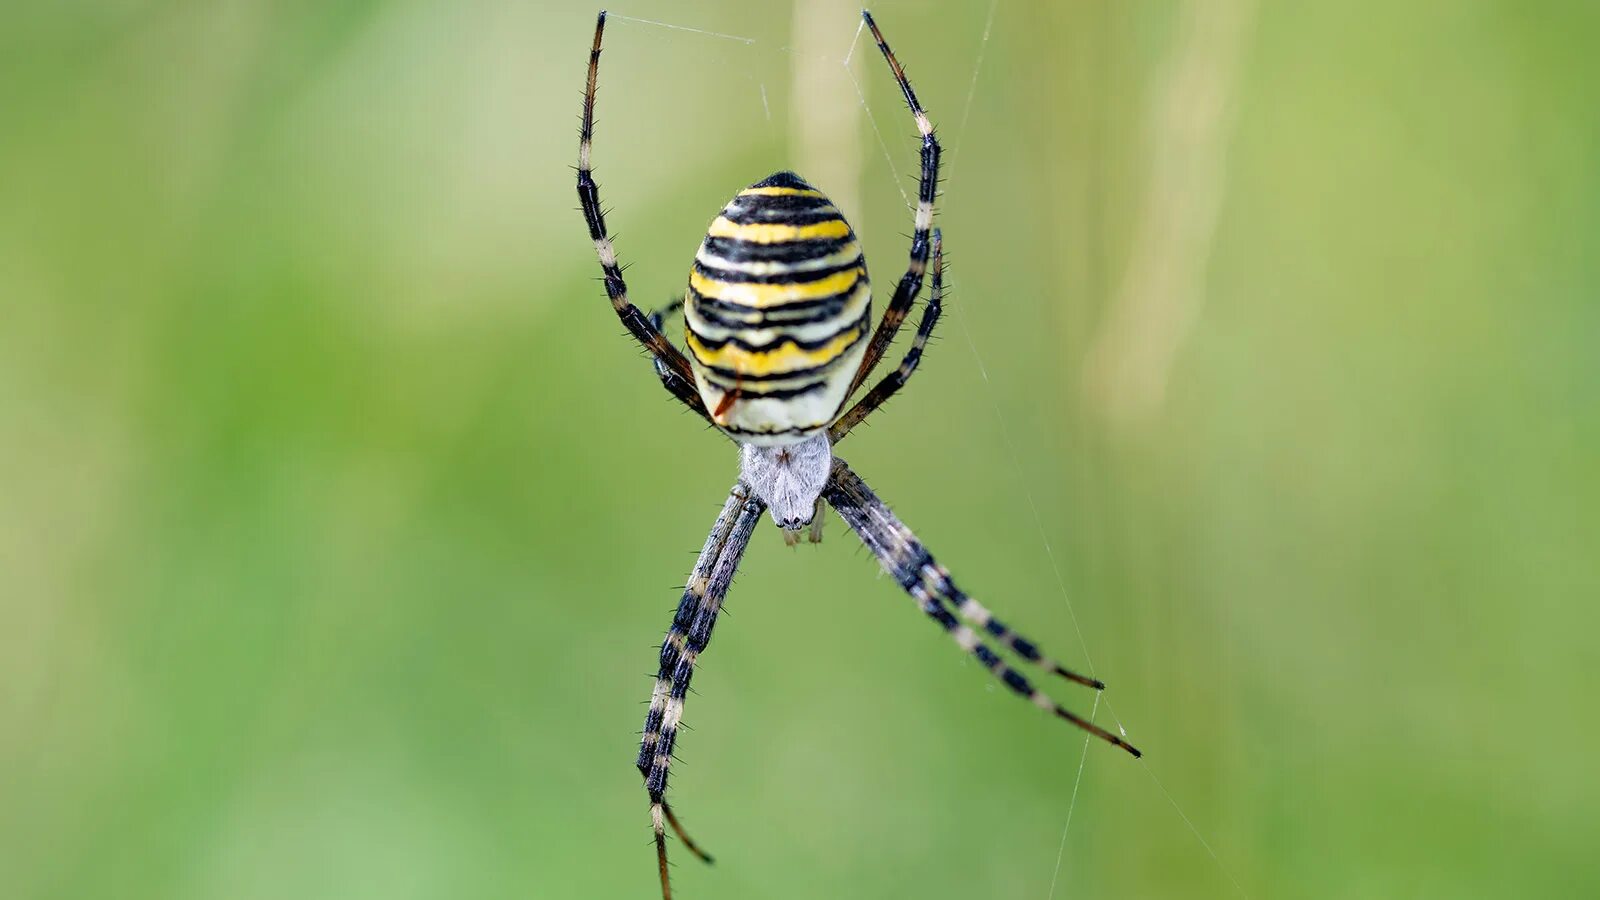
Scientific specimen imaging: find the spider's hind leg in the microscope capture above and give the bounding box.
[824,458,1140,757]
[658,800,713,863]
[636,483,765,899]
[808,498,826,544]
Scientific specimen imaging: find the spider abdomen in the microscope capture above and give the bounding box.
[684,171,870,446]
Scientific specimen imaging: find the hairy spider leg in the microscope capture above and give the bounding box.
[634,485,739,866]
[577,11,712,423]
[825,459,1140,756]
[843,10,943,400]
[635,486,747,838]
[646,299,686,333]
[647,299,690,397]
[831,228,944,442]
[636,484,766,899]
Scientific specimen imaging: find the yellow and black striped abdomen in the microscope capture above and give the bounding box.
[684,171,870,445]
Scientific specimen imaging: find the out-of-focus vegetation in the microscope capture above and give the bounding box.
[2,2,1595,898]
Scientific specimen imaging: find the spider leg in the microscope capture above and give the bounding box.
[824,452,1099,688]
[807,498,826,544]
[637,483,765,899]
[830,229,943,443]
[577,11,712,424]
[646,298,685,332]
[823,458,1140,757]
[646,298,697,404]
[843,11,942,401]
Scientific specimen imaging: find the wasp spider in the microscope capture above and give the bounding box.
[575,10,1140,897]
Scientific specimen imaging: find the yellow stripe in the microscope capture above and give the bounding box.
[685,276,870,332]
[738,186,826,198]
[689,266,862,309]
[686,324,863,377]
[706,217,850,244]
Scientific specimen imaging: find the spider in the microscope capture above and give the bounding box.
[575,10,1140,898]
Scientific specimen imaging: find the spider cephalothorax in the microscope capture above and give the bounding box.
[574,10,1140,899]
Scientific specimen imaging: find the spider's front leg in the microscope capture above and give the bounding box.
[637,483,765,900]
[843,10,943,399]
[830,229,944,443]
[645,298,702,411]
[824,458,1141,756]
[576,11,713,425]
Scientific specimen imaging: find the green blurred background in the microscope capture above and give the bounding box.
[3,1,1596,897]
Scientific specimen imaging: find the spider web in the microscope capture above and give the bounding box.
[605,5,1249,897]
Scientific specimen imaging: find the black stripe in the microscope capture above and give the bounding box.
[647,727,675,795]
[721,422,822,438]
[697,349,844,385]
[924,601,961,632]
[726,192,837,218]
[750,170,816,191]
[686,298,762,330]
[733,190,831,207]
[690,309,868,355]
[668,663,694,701]
[918,138,940,204]
[687,276,866,323]
[690,294,860,332]
[692,255,863,286]
[702,234,854,264]
[725,379,830,401]
[700,366,830,388]
[974,644,1004,669]
[895,544,929,589]
[720,205,846,227]
[600,262,630,304]
[576,173,605,241]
